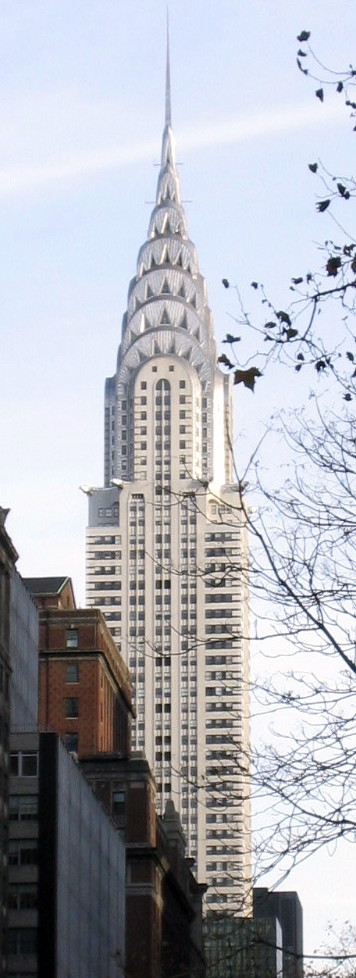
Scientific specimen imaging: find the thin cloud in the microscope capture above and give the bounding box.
[0,101,343,196]
[180,100,343,150]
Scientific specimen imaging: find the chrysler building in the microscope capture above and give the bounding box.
[85,42,250,914]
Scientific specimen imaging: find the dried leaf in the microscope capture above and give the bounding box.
[308,162,318,174]
[223,333,241,344]
[343,393,352,401]
[234,367,262,391]
[317,199,331,212]
[277,310,292,326]
[297,353,305,361]
[326,256,342,277]
[346,351,354,362]
[291,277,303,285]
[337,183,347,197]
[264,321,277,329]
[315,359,327,372]
[297,58,308,75]
[218,353,234,369]
[284,327,299,340]
[316,88,324,102]
[251,281,259,290]
[337,81,344,93]
[297,30,311,42]
[222,278,230,289]
[351,256,356,273]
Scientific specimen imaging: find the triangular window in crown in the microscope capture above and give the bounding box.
[161,278,171,295]
[144,315,151,331]
[160,306,171,326]
[150,253,157,268]
[154,340,161,355]
[161,246,169,265]
[135,297,141,311]
[178,283,185,298]
[146,284,154,299]
[176,251,183,268]
[180,312,188,330]
[190,293,196,308]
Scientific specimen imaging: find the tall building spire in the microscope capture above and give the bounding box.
[165,11,172,128]
[87,42,251,918]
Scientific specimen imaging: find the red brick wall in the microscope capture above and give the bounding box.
[38,614,131,757]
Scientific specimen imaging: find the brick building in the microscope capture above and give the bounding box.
[26,575,206,978]
[25,577,133,757]
[7,565,126,977]
[81,752,206,978]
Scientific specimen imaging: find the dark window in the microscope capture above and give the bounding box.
[112,789,126,822]
[8,883,38,910]
[64,733,78,753]
[10,753,19,776]
[8,841,38,866]
[7,927,37,955]
[9,795,38,821]
[10,751,38,777]
[65,698,79,718]
[65,662,78,683]
[66,629,78,649]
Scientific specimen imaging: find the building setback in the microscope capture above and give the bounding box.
[85,41,250,913]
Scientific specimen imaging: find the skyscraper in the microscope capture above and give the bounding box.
[86,40,250,914]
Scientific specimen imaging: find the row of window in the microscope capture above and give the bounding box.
[8,883,37,910]
[10,752,38,778]
[9,795,38,821]
[9,840,38,866]
[89,535,121,544]
[7,927,37,956]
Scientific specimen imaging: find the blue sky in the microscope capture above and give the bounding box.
[1,0,354,949]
